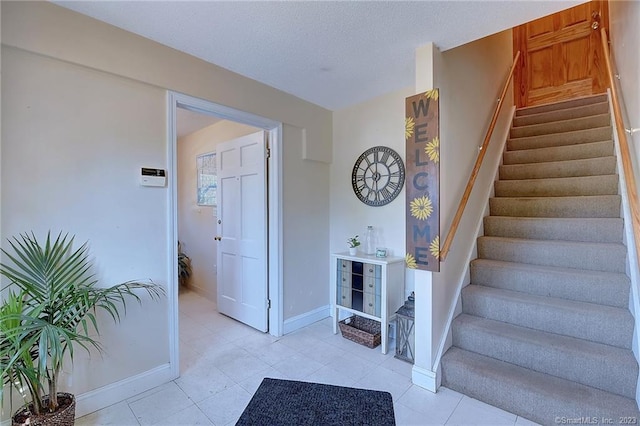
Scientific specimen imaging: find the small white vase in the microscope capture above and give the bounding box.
[349,247,357,256]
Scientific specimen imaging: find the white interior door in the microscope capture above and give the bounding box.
[216,131,268,332]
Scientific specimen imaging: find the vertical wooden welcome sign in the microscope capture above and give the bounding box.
[405,89,440,272]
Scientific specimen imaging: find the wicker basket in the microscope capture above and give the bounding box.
[339,316,381,348]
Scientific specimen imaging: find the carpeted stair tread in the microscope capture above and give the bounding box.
[483,216,623,243]
[503,140,614,165]
[507,126,612,151]
[462,285,634,348]
[494,174,618,197]
[512,101,609,127]
[489,194,621,218]
[515,94,608,116]
[441,347,640,426]
[477,236,626,273]
[510,114,611,138]
[452,314,638,398]
[499,157,617,180]
[444,94,639,419]
[470,259,630,308]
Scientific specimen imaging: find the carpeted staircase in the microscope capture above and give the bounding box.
[441,94,640,424]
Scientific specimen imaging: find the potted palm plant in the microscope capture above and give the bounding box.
[0,231,164,426]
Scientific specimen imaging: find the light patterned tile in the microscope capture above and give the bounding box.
[196,384,252,426]
[271,353,324,380]
[237,368,291,395]
[127,382,194,425]
[355,365,412,401]
[175,364,235,403]
[215,348,271,382]
[304,365,358,388]
[297,339,348,365]
[398,385,463,424]
[394,402,445,426]
[325,352,378,382]
[446,395,517,425]
[76,400,140,425]
[380,354,414,378]
[153,405,213,425]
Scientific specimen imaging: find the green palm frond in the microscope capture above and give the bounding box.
[0,231,164,415]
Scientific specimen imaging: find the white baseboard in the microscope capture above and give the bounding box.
[0,364,174,426]
[283,305,330,334]
[75,363,175,418]
[412,364,438,393]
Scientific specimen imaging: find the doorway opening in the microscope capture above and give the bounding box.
[167,92,283,378]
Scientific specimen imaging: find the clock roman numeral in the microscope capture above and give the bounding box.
[380,187,392,200]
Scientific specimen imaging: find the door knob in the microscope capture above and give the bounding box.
[591,21,599,30]
[214,236,222,241]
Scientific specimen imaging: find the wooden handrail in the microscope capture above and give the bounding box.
[600,27,640,269]
[440,51,520,261]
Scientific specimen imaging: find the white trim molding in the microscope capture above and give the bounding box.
[283,305,331,335]
[75,363,174,419]
[166,91,285,376]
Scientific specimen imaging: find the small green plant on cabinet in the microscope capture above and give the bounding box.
[178,241,192,286]
[347,235,361,248]
[0,231,164,425]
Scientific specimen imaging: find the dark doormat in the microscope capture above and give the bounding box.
[236,378,396,426]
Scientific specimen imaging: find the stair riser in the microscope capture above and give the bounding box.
[507,127,612,151]
[452,317,637,398]
[513,102,609,127]
[470,260,630,308]
[494,175,618,197]
[462,286,634,348]
[510,114,611,138]
[483,217,623,243]
[503,140,614,165]
[477,238,626,273]
[441,348,640,426]
[516,94,608,116]
[489,195,621,218]
[499,157,617,180]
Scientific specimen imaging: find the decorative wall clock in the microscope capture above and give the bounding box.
[351,146,405,206]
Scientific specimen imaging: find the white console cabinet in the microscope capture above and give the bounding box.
[331,252,405,354]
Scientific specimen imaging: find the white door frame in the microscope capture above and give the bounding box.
[167,91,283,378]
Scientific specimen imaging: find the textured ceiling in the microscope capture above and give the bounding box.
[55,1,585,111]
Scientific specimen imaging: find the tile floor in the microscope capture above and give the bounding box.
[77,289,540,425]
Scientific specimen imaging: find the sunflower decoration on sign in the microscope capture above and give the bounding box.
[409,195,433,221]
[405,253,418,269]
[405,116,415,140]
[429,236,440,259]
[425,137,439,163]
[423,89,439,101]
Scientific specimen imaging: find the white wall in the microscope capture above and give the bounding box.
[430,30,514,369]
[610,1,640,164]
[609,0,640,406]
[331,32,514,379]
[331,88,413,263]
[1,0,332,416]
[177,120,259,301]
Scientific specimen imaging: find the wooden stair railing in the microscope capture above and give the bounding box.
[440,51,520,261]
[600,27,640,271]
